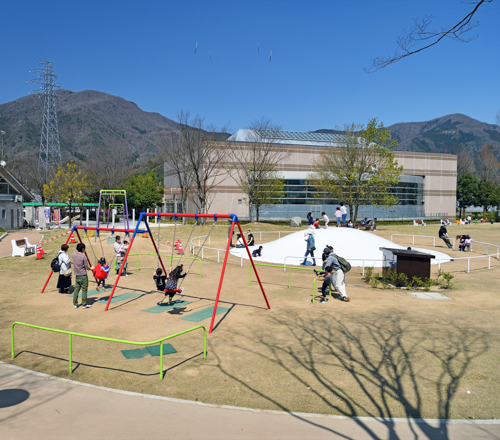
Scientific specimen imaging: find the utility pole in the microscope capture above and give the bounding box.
[28,60,62,180]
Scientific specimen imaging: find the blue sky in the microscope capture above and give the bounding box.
[1,0,499,132]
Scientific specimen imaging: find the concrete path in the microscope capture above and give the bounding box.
[1,363,499,440]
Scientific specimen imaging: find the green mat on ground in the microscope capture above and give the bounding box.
[67,289,103,298]
[146,343,177,357]
[181,305,230,322]
[97,292,142,303]
[141,300,191,314]
[121,348,150,359]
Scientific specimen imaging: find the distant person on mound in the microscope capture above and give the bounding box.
[247,230,255,246]
[347,220,354,228]
[161,265,189,305]
[335,207,342,227]
[252,246,263,258]
[321,211,329,228]
[439,225,453,249]
[316,266,335,304]
[300,228,316,266]
[307,212,314,227]
[236,234,244,248]
[313,218,320,229]
[340,203,348,226]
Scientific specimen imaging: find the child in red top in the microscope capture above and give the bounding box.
[313,218,320,229]
[93,257,110,291]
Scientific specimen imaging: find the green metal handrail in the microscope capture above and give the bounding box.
[249,262,315,288]
[11,322,207,380]
[312,277,332,304]
[130,253,202,276]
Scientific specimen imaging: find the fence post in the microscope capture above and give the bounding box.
[486,244,488,255]
[438,261,441,271]
[433,237,436,247]
[489,256,491,270]
[202,248,204,259]
[68,334,73,375]
[362,260,365,276]
[468,258,470,273]
[412,236,414,245]
[241,257,243,267]
[260,232,262,240]
[218,250,220,263]
[288,268,291,288]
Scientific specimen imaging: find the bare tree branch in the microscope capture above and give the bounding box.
[366,0,492,73]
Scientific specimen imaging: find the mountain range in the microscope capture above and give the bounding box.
[1,90,499,167]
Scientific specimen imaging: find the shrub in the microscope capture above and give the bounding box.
[364,266,374,283]
[423,278,433,291]
[442,272,455,289]
[371,277,380,289]
[412,276,424,288]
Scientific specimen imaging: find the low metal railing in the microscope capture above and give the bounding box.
[248,262,315,288]
[11,322,207,380]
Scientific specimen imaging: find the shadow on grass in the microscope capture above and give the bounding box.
[213,312,489,440]
[13,350,204,377]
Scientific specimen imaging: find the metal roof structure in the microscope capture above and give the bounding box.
[227,129,347,147]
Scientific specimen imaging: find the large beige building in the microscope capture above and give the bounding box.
[164,130,457,221]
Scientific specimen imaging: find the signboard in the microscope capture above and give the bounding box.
[54,209,60,226]
[44,207,50,226]
[34,207,39,228]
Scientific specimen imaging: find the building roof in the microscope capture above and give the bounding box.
[227,129,347,147]
[0,165,35,202]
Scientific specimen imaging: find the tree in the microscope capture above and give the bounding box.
[228,118,289,222]
[457,146,475,176]
[43,161,89,227]
[476,179,500,213]
[176,111,229,216]
[124,171,164,213]
[366,0,493,73]
[476,144,499,184]
[456,173,479,218]
[10,155,56,204]
[157,129,194,220]
[308,118,403,223]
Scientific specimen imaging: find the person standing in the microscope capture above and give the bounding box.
[307,212,314,227]
[439,224,453,249]
[335,207,342,227]
[300,228,316,266]
[56,244,72,293]
[72,243,94,309]
[324,250,350,302]
[339,203,347,226]
[321,211,329,228]
[113,236,122,275]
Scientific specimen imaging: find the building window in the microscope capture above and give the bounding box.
[1,209,5,219]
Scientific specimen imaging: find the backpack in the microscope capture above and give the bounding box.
[51,257,61,273]
[333,254,351,273]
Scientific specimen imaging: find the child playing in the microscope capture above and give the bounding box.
[464,235,473,252]
[316,266,335,304]
[93,257,110,292]
[153,268,167,291]
[459,235,466,251]
[162,265,190,305]
[313,218,320,229]
[321,211,329,228]
[252,246,263,257]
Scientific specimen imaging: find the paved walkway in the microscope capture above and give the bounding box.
[0,231,43,258]
[1,363,499,440]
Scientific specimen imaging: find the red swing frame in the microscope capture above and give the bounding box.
[41,213,270,334]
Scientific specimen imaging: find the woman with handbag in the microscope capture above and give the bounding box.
[56,244,72,293]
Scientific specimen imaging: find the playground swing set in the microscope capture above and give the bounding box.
[41,212,270,333]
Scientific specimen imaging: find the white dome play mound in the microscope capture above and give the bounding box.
[230,228,452,267]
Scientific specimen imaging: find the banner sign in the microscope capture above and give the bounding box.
[54,209,60,226]
[44,207,50,225]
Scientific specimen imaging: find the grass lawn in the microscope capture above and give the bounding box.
[1,221,499,421]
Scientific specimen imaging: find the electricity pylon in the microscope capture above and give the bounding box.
[28,60,62,179]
